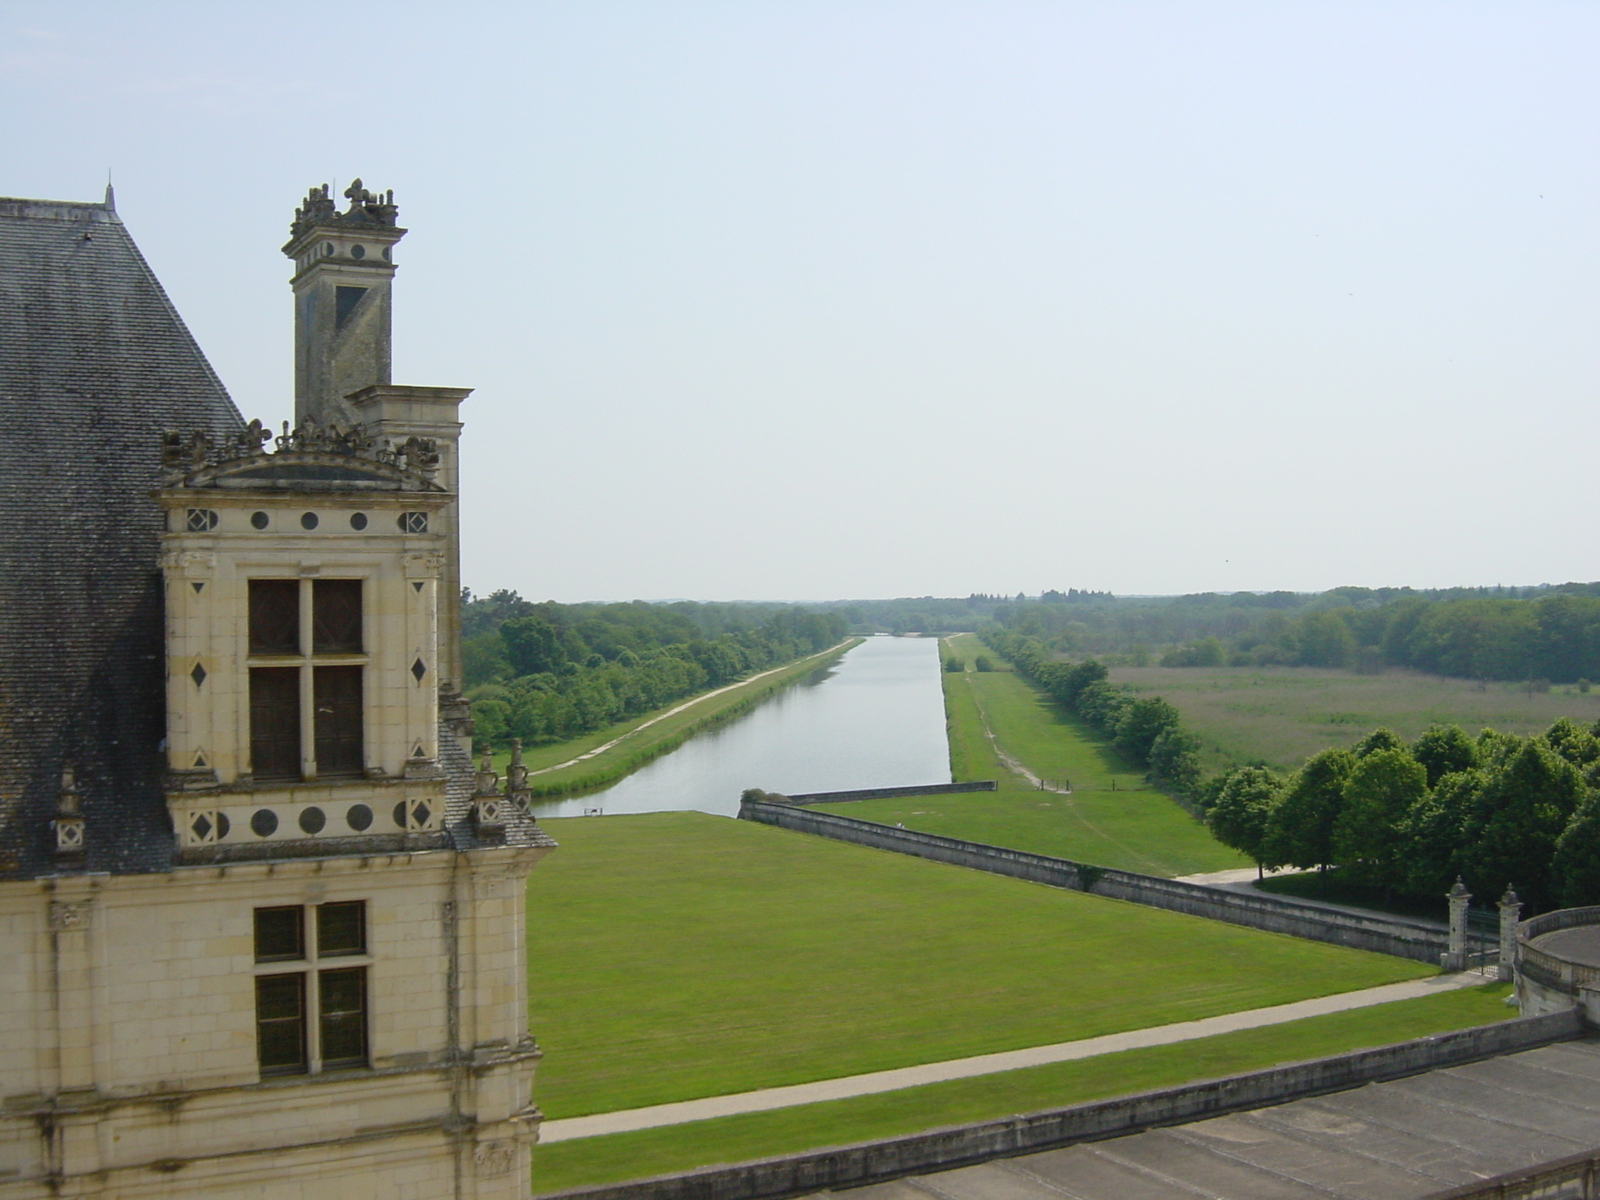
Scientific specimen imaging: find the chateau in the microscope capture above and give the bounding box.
[0,182,553,1198]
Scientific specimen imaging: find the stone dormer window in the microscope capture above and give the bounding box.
[248,579,366,782]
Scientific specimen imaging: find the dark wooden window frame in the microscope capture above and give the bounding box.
[246,577,367,782]
[252,901,370,1077]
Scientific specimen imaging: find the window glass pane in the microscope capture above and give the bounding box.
[319,968,367,1068]
[256,973,306,1075]
[249,668,301,780]
[249,580,300,655]
[312,580,363,654]
[313,666,363,776]
[254,906,304,961]
[317,902,366,957]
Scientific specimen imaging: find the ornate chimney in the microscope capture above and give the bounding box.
[282,180,407,429]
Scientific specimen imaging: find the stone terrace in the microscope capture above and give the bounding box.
[821,1038,1600,1200]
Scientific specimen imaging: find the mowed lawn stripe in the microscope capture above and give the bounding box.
[530,981,1514,1193]
[526,811,1429,1120]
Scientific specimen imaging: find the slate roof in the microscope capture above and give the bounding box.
[438,720,557,852]
[0,195,243,880]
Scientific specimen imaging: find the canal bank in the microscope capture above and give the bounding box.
[527,634,952,818]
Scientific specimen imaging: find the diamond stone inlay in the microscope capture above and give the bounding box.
[190,814,212,840]
[411,658,426,683]
[190,663,207,687]
[413,802,431,826]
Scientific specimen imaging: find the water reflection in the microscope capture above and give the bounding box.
[528,636,950,819]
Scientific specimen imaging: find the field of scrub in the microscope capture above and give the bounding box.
[525,810,1430,1127]
[821,633,1247,876]
[1110,663,1600,775]
[531,980,1512,1193]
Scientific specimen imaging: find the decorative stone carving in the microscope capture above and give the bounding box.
[403,553,446,577]
[472,749,505,838]
[49,900,93,932]
[473,1140,513,1176]
[505,740,532,817]
[161,550,217,574]
[53,765,84,861]
[160,417,440,484]
[290,180,400,238]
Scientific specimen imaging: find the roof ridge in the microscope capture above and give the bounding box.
[107,215,246,431]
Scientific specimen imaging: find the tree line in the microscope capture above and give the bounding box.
[461,590,849,749]
[980,628,1203,794]
[1204,719,1600,914]
[979,626,1600,914]
[991,584,1600,684]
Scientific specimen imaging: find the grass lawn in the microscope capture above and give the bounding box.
[820,635,1247,876]
[1110,664,1600,775]
[530,980,1513,1192]
[492,640,859,795]
[526,811,1430,1125]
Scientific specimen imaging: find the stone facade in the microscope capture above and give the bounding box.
[0,851,542,1199]
[0,183,553,1198]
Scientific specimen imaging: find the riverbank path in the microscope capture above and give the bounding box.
[523,639,856,777]
[537,972,1489,1143]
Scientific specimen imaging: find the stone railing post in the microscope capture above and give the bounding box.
[1498,886,1522,982]
[1443,878,1471,972]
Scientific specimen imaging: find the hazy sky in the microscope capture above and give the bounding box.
[5,2,1595,602]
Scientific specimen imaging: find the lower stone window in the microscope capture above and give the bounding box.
[253,901,370,1076]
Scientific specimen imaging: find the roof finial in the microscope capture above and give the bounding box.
[104,174,116,213]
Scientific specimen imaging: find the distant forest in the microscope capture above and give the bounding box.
[827,583,1600,685]
[461,590,848,749]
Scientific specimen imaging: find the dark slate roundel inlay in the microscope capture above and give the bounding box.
[216,812,231,839]
[349,512,368,530]
[346,803,373,832]
[298,806,326,835]
[300,512,319,530]
[251,511,269,530]
[351,244,366,259]
[250,809,279,838]
[392,801,409,829]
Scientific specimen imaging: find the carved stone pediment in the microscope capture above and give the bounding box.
[160,420,446,494]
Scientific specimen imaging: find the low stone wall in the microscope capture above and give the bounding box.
[739,799,1457,963]
[1516,906,1600,1017]
[1427,1146,1600,1199]
[536,1011,1581,1200]
[781,781,997,805]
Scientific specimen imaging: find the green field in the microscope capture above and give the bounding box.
[1109,664,1600,774]
[532,980,1511,1192]
[526,811,1429,1124]
[493,640,859,796]
[819,634,1246,876]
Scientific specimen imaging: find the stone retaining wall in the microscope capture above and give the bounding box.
[781,782,997,805]
[536,1011,1581,1200]
[740,799,1460,963]
[1427,1146,1600,1199]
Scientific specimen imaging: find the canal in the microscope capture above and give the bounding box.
[527,635,951,819]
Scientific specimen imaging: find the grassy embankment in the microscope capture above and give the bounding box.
[526,811,1500,1193]
[490,639,860,796]
[1110,663,1600,776]
[817,633,1246,876]
[532,981,1510,1193]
